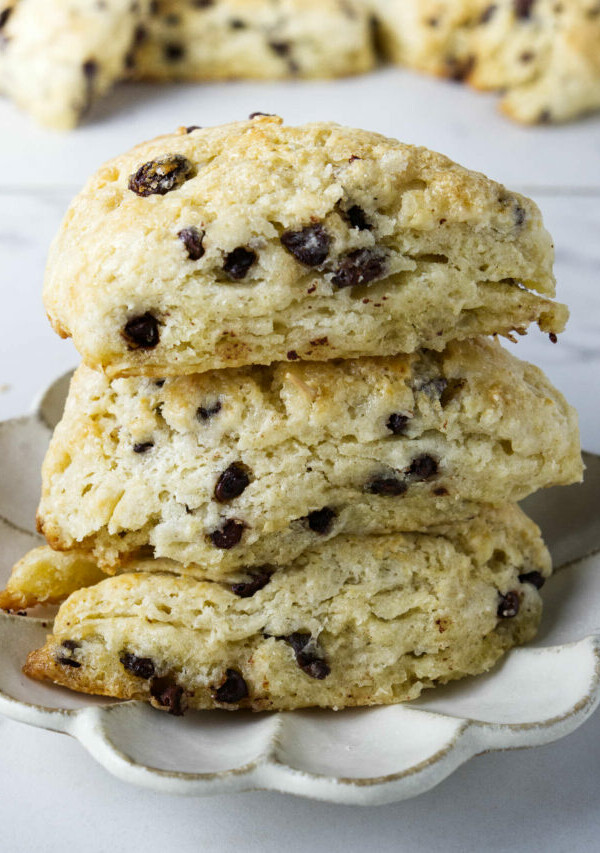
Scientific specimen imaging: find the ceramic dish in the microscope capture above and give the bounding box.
[0,373,598,805]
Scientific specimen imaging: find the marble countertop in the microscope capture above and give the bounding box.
[0,69,599,853]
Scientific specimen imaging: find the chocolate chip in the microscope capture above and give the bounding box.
[223,247,256,280]
[230,569,273,598]
[57,641,81,668]
[155,379,165,387]
[366,476,407,496]
[549,332,558,344]
[57,656,81,668]
[304,507,337,535]
[123,312,160,349]
[281,225,331,266]
[280,633,330,679]
[209,519,246,549]
[0,8,13,28]
[128,154,194,197]
[164,42,185,61]
[61,640,80,652]
[150,676,185,715]
[120,652,156,679]
[214,463,251,502]
[133,441,154,453]
[497,590,520,618]
[331,249,386,289]
[387,413,410,435]
[213,669,249,703]
[178,226,205,260]
[514,0,535,18]
[480,4,497,23]
[343,205,372,231]
[197,401,221,421]
[186,125,201,133]
[518,571,546,589]
[407,455,438,481]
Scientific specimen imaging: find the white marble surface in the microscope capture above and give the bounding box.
[0,72,599,852]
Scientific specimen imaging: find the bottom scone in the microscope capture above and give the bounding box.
[23,506,550,713]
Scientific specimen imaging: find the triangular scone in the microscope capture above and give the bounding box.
[36,338,582,576]
[43,117,565,376]
[24,506,551,712]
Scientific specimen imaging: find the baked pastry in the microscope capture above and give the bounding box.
[36,337,582,577]
[43,117,565,376]
[372,0,600,124]
[0,0,152,130]
[131,0,375,83]
[23,506,551,712]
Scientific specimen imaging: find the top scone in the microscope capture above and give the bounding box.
[43,116,566,377]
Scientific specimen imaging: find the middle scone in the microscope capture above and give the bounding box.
[38,337,582,578]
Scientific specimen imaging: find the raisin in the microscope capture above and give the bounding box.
[120,652,156,679]
[213,669,249,703]
[128,154,194,197]
[230,569,273,598]
[366,476,407,497]
[209,519,246,549]
[518,571,546,589]
[197,401,221,421]
[150,676,185,715]
[214,463,251,502]
[123,312,160,349]
[223,247,256,280]
[343,205,372,231]
[407,455,438,481]
[133,441,154,453]
[304,507,337,535]
[178,227,205,260]
[387,413,410,435]
[279,633,330,680]
[331,249,386,289]
[514,0,535,18]
[281,224,330,266]
[497,591,520,618]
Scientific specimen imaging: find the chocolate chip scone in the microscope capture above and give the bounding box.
[131,0,375,82]
[36,337,582,577]
[23,506,551,712]
[0,0,153,130]
[371,0,600,124]
[43,117,565,375]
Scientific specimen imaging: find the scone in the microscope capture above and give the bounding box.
[43,117,565,376]
[23,506,551,712]
[36,337,582,576]
[0,0,152,130]
[131,0,375,82]
[371,0,600,124]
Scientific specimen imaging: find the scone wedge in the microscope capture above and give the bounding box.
[36,338,582,576]
[43,117,566,376]
[24,506,551,712]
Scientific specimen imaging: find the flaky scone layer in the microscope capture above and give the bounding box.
[24,506,551,712]
[37,338,582,576]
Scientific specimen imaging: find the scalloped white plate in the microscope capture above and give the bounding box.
[0,373,599,805]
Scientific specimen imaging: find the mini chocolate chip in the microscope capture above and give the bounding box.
[82,59,98,79]
[343,205,372,231]
[281,224,331,266]
[230,569,273,598]
[407,455,438,481]
[197,401,222,421]
[480,4,497,23]
[331,249,386,289]
[249,111,274,119]
[61,640,80,652]
[120,652,156,679]
[133,441,154,453]
[192,0,214,6]
[123,312,160,349]
[280,633,330,679]
[209,519,246,549]
[549,332,558,344]
[0,8,13,28]
[538,109,552,124]
[178,226,205,260]
[286,350,300,360]
[213,669,249,703]
[223,247,256,280]
[186,125,201,133]
[366,476,407,497]
[304,507,337,535]
[230,18,246,29]
[518,571,546,589]
[387,413,410,435]
[214,463,251,502]
[150,676,185,715]
[514,0,535,18]
[418,377,448,399]
[128,154,194,197]
[433,486,449,496]
[164,42,185,61]
[446,55,475,81]
[57,656,81,668]
[269,40,290,57]
[497,590,520,618]
[514,203,527,226]
[155,379,165,387]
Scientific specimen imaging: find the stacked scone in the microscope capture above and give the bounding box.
[1,116,582,713]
